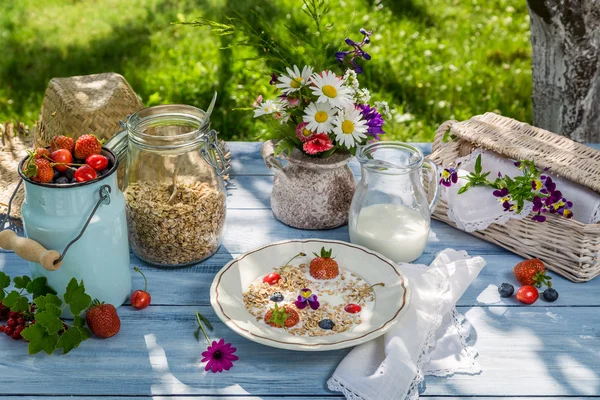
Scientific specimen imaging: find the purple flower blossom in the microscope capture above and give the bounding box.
[269,73,278,86]
[440,166,459,187]
[493,187,509,198]
[357,104,385,139]
[201,338,239,373]
[336,28,373,73]
[295,288,320,310]
[532,214,547,222]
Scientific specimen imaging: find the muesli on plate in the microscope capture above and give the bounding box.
[242,248,383,336]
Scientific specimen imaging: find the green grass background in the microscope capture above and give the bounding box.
[0,0,532,142]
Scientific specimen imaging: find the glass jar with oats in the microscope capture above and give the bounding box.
[122,104,226,267]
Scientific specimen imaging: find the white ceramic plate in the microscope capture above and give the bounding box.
[210,239,411,351]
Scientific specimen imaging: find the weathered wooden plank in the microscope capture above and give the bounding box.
[0,397,595,400]
[0,306,597,396]
[1,252,597,307]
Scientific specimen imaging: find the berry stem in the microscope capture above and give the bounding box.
[283,252,306,267]
[133,267,148,292]
[195,311,211,345]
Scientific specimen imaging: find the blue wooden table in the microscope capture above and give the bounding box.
[1,142,599,400]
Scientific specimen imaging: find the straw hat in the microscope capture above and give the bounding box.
[36,72,143,146]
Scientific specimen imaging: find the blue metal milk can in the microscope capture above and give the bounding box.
[1,148,131,313]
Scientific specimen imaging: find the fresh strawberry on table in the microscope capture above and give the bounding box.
[50,135,75,153]
[74,165,98,182]
[309,247,339,280]
[51,149,73,172]
[86,154,109,171]
[74,134,103,160]
[513,259,551,287]
[86,299,121,338]
[130,267,151,310]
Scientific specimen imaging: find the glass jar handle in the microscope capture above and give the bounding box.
[201,130,226,176]
[423,158,441,214]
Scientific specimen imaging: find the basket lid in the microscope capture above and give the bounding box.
[447,112,600,195]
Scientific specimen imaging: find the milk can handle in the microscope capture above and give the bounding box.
[423,158,441,214]
[0,183,111,271]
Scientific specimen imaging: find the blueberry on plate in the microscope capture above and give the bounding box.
[65,168,75,179]
[270,292,284,302]
[318,318,335,330]
[498,283,515,298]
[542,288,559,302]
[55,176,70,184]
[53,169,60,180]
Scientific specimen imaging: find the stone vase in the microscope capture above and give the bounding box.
[261,140,356,230]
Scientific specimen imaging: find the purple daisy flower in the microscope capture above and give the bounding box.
[201,338,239,373]
[357,104,385,139]
[295,288,320,310]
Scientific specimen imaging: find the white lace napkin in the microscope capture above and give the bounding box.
[327,249,486,400]
[445,149,600,232]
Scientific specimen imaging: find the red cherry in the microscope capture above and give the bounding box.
[86,154,109,171]
[263,273,281,285]
[131,267,151,310]
[74,165,97,182]
[516,286,539,305]
[131,290,151,310]
[51,149,73,172]
[344,304,362,314]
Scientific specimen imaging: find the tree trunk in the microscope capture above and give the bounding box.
[527,0,600,142]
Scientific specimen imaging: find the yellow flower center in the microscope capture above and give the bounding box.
[442,170,451,179]
[322,84,337,98]
[290,77,303,88]
[302,128,312,137]
[315,111,328,123]
[341,120,355,134]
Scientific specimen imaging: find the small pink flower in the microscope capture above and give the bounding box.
[252,95,263,107]
[285,97,300,107]
[295,122,316,142]
[303,133,334,155]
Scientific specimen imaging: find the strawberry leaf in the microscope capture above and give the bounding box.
[26,277,56,299]
[63,279,91,316]
[0,271,10,290]
[34,293,62,312]
[3,290,30,312]
[13,275,31,290]
[21,323,59,355]
[73,316,91,341]
[56,327,83,354]
[36,305,64,335]
[268,303,290,328]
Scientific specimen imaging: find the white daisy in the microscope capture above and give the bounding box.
[253,100,285,118]
[303,101,335,134]
[276,65,313,95]
[333,106,368,148]
[310,70,353,108]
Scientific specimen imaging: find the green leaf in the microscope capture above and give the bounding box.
[13,276,31,290]
[63,279,91,316]
[0,271,11,290]
[475,154,482,174]
[34,293,62,312]
[36,307,64,335]
[56,327,83,355]
[73,316,91,341]
[3,291,30,312]
[21,323,58,355]
[273,138,297,157]
[26,277,57,299]
[197,313,213,331]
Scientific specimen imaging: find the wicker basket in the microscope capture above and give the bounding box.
[429,112,600,283]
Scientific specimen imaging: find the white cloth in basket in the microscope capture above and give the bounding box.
[444,149,600,232]
[327,249,485,400]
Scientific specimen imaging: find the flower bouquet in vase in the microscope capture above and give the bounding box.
[181,2,390,229]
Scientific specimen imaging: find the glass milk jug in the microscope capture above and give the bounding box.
[349,142,441,263]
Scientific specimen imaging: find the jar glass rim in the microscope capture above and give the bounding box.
[126,104,210,148]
